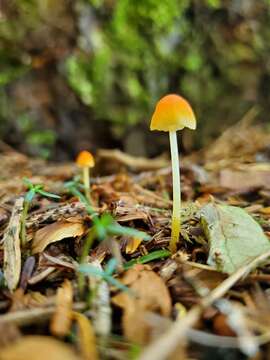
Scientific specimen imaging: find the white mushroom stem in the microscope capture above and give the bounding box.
[82,167,91,203]
[169,131,181,253]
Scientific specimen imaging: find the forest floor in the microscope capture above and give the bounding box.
[1,120,270,360]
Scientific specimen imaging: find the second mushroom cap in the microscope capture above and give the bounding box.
[76,150,95,168]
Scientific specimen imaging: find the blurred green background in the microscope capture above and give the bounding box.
[0,0,270,160]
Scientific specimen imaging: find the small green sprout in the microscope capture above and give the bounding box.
[64,179,150,297]
[81,213,150,263]
[64,179,150,261]
[21,178,61,247]
[64,178,96,217]
[78,258,130,293]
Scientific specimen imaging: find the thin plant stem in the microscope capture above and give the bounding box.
[78,229,96,296]
[81,229,96,263]
[20,200,30,247]
[82,167,91,203]
[169,131,181,253]
[78,272,86,297]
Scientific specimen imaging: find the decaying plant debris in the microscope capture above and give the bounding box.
[1,123,270,359]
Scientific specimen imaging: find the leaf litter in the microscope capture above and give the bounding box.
[1,123,270,359]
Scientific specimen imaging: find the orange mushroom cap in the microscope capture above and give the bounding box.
[76,150,95,168]
[150,94,196,132]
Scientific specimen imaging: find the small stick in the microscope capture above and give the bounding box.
[0,302,85,326]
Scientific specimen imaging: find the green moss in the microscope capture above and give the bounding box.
[2,0,270,153]
[65,0,190,136]
[17,113,57,159]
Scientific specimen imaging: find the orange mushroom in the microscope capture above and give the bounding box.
[76,150,95,203]
[150,94,196,252]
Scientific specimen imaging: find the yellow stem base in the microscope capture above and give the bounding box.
[170,216,181,253]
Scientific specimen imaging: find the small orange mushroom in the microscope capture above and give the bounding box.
[76,150,95,203]
[150,94,196,253]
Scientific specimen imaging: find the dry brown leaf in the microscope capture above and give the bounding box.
[0,336,80,360]
[73,312,99,360]
[32,219,85,253]
[112,265,171,345]
[190,268,226,291]
[116,212,148,223]
[50,280,73,337]
[3,197,24,291]
[125,237,143,254]
[113,195,149,223]
[96,190,149,223]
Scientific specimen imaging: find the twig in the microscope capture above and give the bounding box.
[139,249,270,360]
[26,202,87,228]
[187,328,270,349]
[183,261,217,271]
[0,302,85,326]
[97,149,169,171]
[28,267,56,285]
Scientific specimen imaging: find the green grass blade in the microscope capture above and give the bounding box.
[124,249,171,269]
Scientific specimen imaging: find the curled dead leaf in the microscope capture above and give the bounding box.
[32,219,85,253]
[73,312,99,360]
[50,280,73,337]
[0,336,80,360]
[125,237,143,254]
[112,265,171,344]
